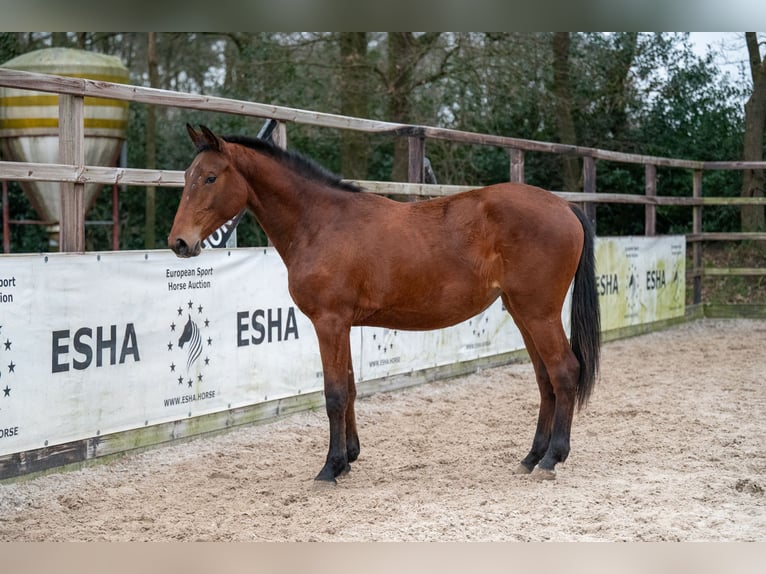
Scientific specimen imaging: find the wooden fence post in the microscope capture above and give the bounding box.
[111,183,120,250]
[408,136,425,184]
[645,164,657,236]
[272,121,287,150]
[693,170,703,305]
[265,121,288,247]
[583,155,597,228]
[2,180,9,253]
[509,148,525,183]
[58,94,85,252]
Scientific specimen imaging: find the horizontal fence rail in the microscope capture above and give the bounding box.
[3,68,766,171]
[2,159,766,207]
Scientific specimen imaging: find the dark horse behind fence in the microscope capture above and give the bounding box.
[169,125,601,483]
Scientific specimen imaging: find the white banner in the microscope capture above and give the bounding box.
[595,236,686,331]
[0,248,326,456]
[0,236,684,458]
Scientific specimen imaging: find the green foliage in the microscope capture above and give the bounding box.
[0,33,23,64]
[629,37,746,235]
[2,181,49,252]
[595,164,646,236]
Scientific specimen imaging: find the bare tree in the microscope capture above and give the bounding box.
[339,33,370,180]
[381,33,455,182]
[741,32,766,231]
[552,32,580,192]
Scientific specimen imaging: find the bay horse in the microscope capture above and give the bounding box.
[169,125,600,483]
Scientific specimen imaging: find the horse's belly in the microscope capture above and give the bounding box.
[356,288,501,331]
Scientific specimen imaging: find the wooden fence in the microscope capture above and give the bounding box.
[1,68,766,312]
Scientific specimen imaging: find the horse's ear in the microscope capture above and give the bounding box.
[200,125,223,152]
[186,123,203,149]
[187,124,222,153]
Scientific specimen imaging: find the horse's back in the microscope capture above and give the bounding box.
[341,181,583,281]
[422,182,583,258]
[468,182,576,225]
[488,182,580,240]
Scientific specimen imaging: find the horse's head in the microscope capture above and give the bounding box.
[178,314,194,348]
[168,124,249,257]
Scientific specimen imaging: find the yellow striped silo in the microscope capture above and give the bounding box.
[0,47,129,238]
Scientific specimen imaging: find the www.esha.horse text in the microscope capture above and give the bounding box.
[166,267,214,292]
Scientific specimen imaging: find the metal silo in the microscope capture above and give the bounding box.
[0,47,129,247]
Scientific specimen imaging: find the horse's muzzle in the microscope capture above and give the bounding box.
[169,236,201,258]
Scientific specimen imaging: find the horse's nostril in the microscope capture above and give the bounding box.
[174,238,188,254]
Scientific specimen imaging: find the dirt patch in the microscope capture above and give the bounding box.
[1,319,764,541]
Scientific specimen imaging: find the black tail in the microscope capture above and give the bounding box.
[569,206,601,410]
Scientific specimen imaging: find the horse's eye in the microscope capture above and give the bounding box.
[205,175,217,184]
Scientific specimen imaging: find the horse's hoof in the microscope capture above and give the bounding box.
[313,476,337,488]
[513,463,533,475]
[339,463,352,476]
[530,467,556,481]
[314,467,339,485]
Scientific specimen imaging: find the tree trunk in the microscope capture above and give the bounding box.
[604,32,638,142]
[387,33,416,182]
[51,33,69,47]
[383,32,446,183]
[552,32,581,192]
[741,32,766,231]
[145,32,159,248]
[339,33,370,180]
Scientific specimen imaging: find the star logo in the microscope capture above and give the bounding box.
[0,324,16,404]
[167,300,212,388]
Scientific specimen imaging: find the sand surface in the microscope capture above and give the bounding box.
[1,319,764,541]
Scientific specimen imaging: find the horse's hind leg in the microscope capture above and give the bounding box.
[505,297,580,479]
[513,327,555,475]
[526,319,580,478]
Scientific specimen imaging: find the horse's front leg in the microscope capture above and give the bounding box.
[313,315,354,484]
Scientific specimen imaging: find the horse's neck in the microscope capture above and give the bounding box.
[236,148,315,260]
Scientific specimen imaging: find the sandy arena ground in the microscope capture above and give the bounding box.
[0,318,764,541]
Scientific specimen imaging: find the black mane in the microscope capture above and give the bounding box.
[218,134,362,193]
